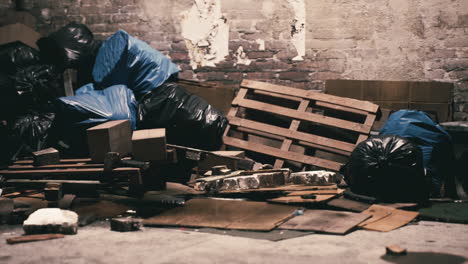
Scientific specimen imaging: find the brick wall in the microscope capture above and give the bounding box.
[1,0,467,120]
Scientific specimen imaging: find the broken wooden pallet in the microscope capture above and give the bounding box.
[223,80,379,171]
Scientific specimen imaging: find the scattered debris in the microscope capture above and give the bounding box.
[110,217,142,232]
[23,208,78,235]
[386,245,407,256]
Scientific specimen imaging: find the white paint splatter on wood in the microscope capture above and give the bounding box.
[180,0,230,69]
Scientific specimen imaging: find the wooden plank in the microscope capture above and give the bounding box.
[223,137,342,171]
[0,168,141,181]
[253,90,370,116]
[275,99,309,168]
[229,117,355,152]
[8,164,104,170]
[6,234,65,244]
[14,158,93,165]
[241,79,379,113]
[279,209,371,234]
[233,97,371,134]
[357,113,376,144]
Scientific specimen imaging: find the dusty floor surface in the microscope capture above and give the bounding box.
[0,220,467,264]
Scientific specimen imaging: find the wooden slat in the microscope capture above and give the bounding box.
[356,113,376,144]
[14,158,93,165]
[234,126,352,156]
[253,90,369,116]
[223,136,342,171]
[0,167,140,181]
[8,163,104,170]
[233,97,371,134]
[275,99,309,168]
[241,79,379,113]
[229,117,356,153]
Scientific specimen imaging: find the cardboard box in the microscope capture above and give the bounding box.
[87,120,132,162]
[132,128,167,161]
[0,23,41,49]
[325,80,453,124]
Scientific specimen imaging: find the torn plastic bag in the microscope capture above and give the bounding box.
[0,41,40,75]
[138,82,228,150]
[342,135,430,202]
[11,111,56,159]
[57,83,138,129]
[92,30,179,99]
[379,110,454,197]
[14,64,64,108]
[37,22,98,70]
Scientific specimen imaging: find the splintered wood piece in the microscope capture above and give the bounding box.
[6,234,65,244]
[32,148,60,166]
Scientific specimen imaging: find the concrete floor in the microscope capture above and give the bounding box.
[0,220,467,264]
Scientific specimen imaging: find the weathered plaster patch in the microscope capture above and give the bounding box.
[180,0,229,69]
[256,39,265,50]
[234,46,251,66]
[287,0,306,61]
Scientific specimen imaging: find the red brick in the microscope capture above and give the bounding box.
[171,42,188,52]
[247,51,275,59]
[226,72,244,81]
[169,52,190,62]
[246,72,277,80]
[279,71,310,82]
[196,72,226,81]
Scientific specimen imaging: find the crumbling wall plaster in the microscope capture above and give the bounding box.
[180,0,230,69]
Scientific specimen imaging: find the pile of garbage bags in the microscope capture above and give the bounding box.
[0,22,227,164]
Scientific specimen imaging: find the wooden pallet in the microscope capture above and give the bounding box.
[223,80,379,171]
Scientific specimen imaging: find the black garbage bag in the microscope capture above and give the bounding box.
[0,41,40,75]
[37,22,97,70]
[10,111,56,159]
[14,64,64,108]
[342,135,430,202]
[138,82,228,150]
[0,72,20,122]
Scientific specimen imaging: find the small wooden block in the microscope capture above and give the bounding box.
[132,129,167,161]
[386,245,407,256]
[44,183,63,201]
[110,217,141,232]
[6,234,65,244]
[87,120,132,162]
[32,148,60,166]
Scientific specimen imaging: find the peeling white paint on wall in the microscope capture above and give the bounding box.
[234,46,252,66]
[180,0,230,69]
[256,39,265,51]
[287,0,306,61]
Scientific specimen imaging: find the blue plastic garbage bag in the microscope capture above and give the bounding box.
[92,30,179,99]
[57,83,138,129]
[379,110,454,196]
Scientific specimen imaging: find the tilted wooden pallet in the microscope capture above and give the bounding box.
[223,80,379,171]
